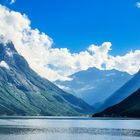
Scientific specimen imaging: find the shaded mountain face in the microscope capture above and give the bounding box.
[93,88,140,118]
[0,41,94,116]
[98,70,140,112]
[55,68,132,106]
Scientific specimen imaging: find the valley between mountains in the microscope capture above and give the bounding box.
[0,40,140,117]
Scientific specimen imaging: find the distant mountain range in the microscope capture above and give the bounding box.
[93,70,140,117]
[98,70,140,112]
[0,41,94,116]
[93,88,140,117]
[55,67,132,106]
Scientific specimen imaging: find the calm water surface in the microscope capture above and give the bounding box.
[0,117,140,140]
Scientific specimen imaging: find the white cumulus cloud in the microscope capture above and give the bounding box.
[0,4,140,81]
[106,50,140,74]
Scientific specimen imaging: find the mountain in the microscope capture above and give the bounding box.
[93,88,140,117]
[0,41,94,116]
[55,67,132,106]
[98,70,140,112]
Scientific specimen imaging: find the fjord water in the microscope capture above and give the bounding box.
[0,117,140,140]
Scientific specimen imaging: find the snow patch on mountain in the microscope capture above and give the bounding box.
[0,61,10,69]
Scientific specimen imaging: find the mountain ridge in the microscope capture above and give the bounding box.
[93,88,140,117]
[55,67,132,106]
[0,41,94,116]
[98,70,140,112]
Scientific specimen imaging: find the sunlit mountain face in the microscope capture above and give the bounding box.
[0,41,94,116]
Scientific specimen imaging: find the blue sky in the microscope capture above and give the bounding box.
[1,0,140,55]
[0,0,140,81]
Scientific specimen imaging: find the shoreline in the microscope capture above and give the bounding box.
[0,116,139,120]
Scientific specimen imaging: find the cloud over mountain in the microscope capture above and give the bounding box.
[0,4,140,81]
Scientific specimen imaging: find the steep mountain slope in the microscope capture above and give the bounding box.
[98,70,140,112]
[55,68,132,106]
[93,88,140,117]
[0,41,94,116]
